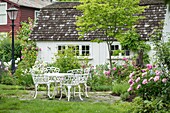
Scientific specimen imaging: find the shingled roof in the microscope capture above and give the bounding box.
[30,1,166,41]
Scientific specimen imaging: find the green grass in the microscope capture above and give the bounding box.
[0,84,133,113]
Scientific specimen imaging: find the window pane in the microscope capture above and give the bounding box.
[115,45,119,50]
[86,45,89,50]
[111,45,114,50]
[126,50,130,56]
[82,45,85,50]
[58,46,61,50]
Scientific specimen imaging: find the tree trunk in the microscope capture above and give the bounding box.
[136,49,144,67]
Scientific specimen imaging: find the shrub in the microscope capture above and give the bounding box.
[0,36,22,62]
[112,81,129,96]
[130,97,170,113]
[120,92,130,101]
[51,47,81,73]
[128,64,170,101]
[13,18,39,87]
[88,64,113,91]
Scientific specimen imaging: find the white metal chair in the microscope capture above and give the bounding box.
[30,69,51,99]
[67,69,89,97]
[31,66,60,99]
[44,67,60,97]
[59,74,83,101]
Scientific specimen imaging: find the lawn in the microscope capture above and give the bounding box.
[0,84,132,113]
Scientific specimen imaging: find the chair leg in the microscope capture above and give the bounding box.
[59,84,63,100]
[47,83,52,98]
[67,85,71,101]
[84,83,89,97]
[73,86,76,98]
[33,84,38,99]
[78,85,83,101]
[53,82,58,97]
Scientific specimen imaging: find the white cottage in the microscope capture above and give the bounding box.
[30,1,170,66]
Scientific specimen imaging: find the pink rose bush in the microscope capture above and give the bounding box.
[127,64,169,100]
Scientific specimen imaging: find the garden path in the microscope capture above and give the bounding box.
[19,90,121,104]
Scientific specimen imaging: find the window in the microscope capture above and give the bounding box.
[34,10,40,20]
[122,47,130,56]
[82,45,90,56]
[0,2,7,25]
[58,45,65,54]
[111,45,120,56]
[111,44,130,56]
[68,45,79,56]
[57,45,90,56]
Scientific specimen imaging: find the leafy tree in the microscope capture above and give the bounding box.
[75,0,146,70]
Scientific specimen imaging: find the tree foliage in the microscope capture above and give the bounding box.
[76,0,146,69]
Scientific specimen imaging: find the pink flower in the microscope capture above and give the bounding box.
[128,79,134,84]
[135,77,140,83]
[141,69,146,73]
[142,79,148,84]
[39,48,42,51]
[127,87,133,92]
[146,64,152,70]
[21,56,24,59]
[162,78,167,83]
[105,71,110,75]
[4,67,8,71]
[122,57,128,61]
[136,84,141,90]
[154,76,160,82]
[130,82,134,87]
[112,67,116,70]
[155,70,161,76]
[35,48,39,51]
[129,72,135,78]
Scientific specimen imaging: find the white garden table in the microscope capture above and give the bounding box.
[44,73,84,101]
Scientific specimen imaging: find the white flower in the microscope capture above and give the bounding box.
[8,61,11,66]
[3,62,8,67]
[0,61,1,66]
[15,60,18,64]
[17,57,20,61]
[15,64,18,67]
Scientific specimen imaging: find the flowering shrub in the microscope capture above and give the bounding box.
[14,18,39,78]
[89,63,113,91]
[128,64,170,100]
[111,58,136,82]
[0,61,16,85]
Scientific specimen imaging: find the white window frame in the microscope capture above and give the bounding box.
[109,42,131,59]
[34,10,40,20]
[0,2,7,25]
[56,44,92,59]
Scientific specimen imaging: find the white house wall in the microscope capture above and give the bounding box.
[36,41,134,66]
[36,41,106,66]
[163,4,170,42]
